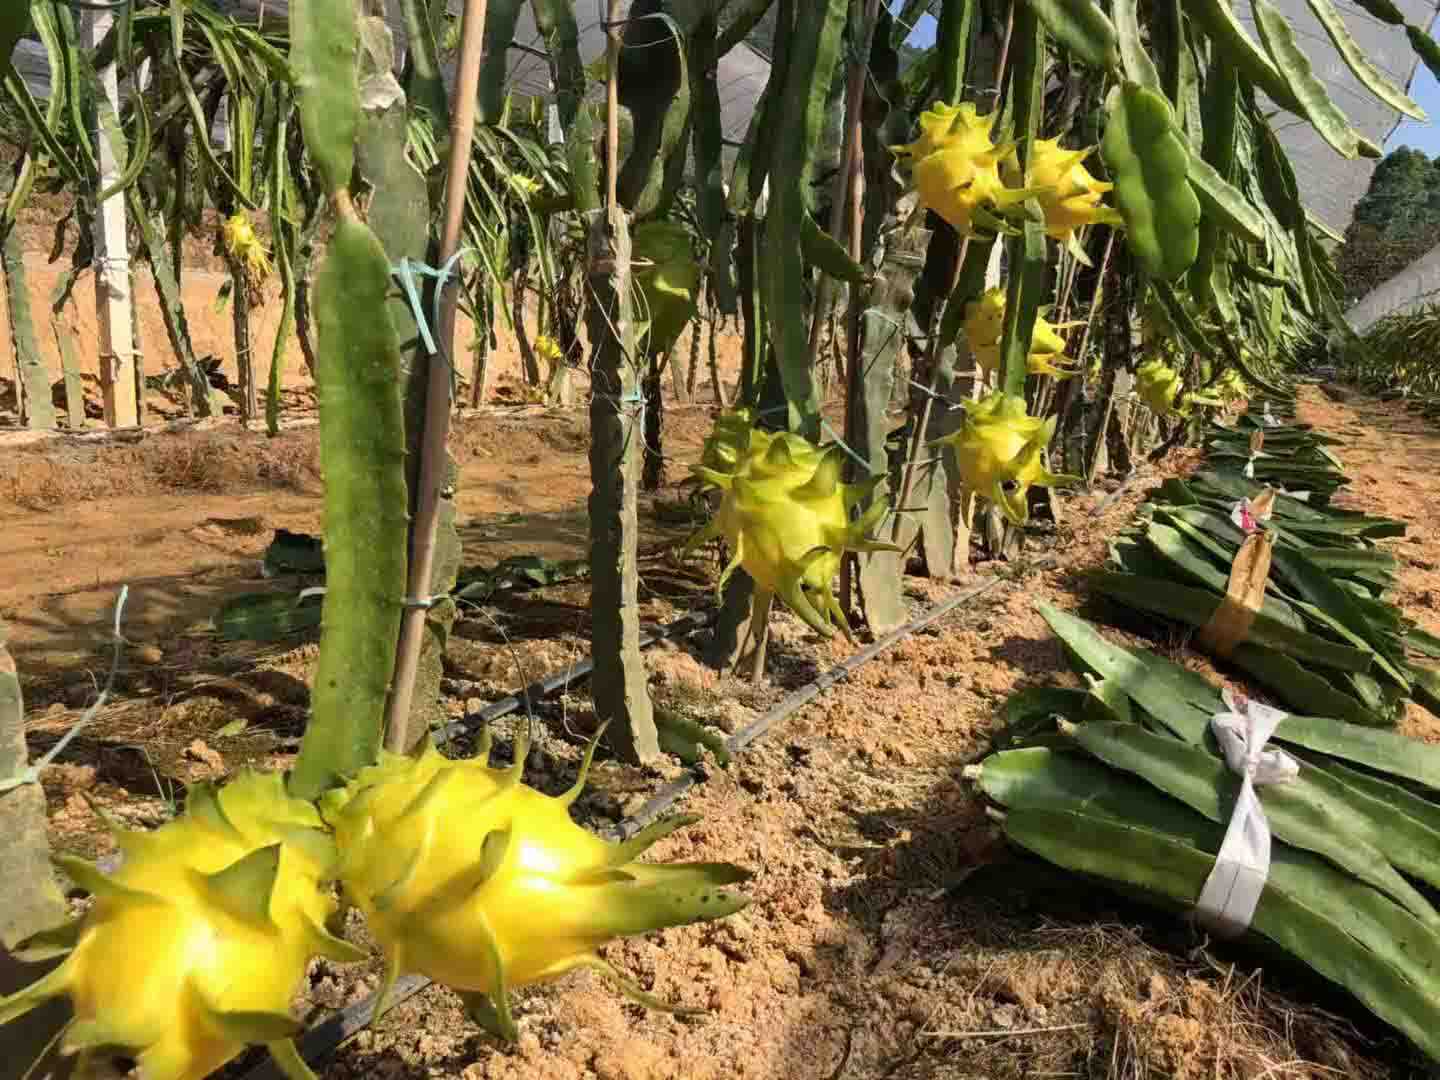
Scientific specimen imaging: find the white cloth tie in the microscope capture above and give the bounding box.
[1195,688,1299,938]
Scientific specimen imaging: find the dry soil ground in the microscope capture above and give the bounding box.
[4,384,1440,1080]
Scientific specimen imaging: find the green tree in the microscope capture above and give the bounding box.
[1338,147,1440,301]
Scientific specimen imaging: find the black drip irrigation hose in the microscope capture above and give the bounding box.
[431,609,718,749]
[241,574,1015,1079]
[611,574,1007,839]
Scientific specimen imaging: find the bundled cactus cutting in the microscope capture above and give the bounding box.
[973,604,1440,1064]
[1091,398,1440,725]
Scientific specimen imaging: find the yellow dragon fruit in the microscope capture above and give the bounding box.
[633,220,702,357]
[697,406,760,476]
[321,729,750,1040]
[963,287,1081,380]
[1006,138,1122,258]
[1215,367,1250,403]
[0,771,358,1080]
[534,333,565,378]
[1135,356,1184,415]
[890,102,1029,236]
[505,172,541,200]
[933,391,1077,525]
[686,421,899,639]
[221,211,272,305]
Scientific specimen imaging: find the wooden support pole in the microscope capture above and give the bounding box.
[84,10,139,429]
[383,0,489,753]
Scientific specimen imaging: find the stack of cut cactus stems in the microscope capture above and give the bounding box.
[971,602,1440,1064]
[1095,392,1440,726]
[970,391,1440,1063]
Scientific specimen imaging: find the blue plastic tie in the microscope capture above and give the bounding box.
[820,419,876,476]
[391,250,473,360]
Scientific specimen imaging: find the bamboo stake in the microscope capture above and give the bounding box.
[607,0,621,215]
[383,0,489,753]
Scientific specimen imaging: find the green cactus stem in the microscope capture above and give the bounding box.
[761,0,848,440]
[2,218,56,431]
[288,0,410,798]
[356,16,462,747]
[585,204,660,762]
[852,228,929,633]
[133,195,214,417]
[0,612,70,1079]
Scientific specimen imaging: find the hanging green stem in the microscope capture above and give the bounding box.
[288,0,409,799]
[717,0,777,56]
[398,0,450,129]
[762,0,848,439]
[997,4,1047,399]
[130,189,213,417]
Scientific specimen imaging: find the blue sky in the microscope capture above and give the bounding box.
[1389,38,1440,155]
[893,2,1440,157]
[896,3,937,47]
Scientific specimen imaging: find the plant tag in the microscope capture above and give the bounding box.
[1196,528,1275,658]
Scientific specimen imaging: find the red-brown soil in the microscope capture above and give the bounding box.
[5,384,1438,1079]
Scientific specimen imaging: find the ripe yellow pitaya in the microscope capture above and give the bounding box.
[933,391,1077,525]
[320,731,750,1040]
[1006,138,1122,258]
[632,220,701,357]
[686,422,899,639]
[506,172,541,200]
[1135,356,1184,415]
[962,287,1081,380]
[1215,367,1250,403]
[534,333,565,379]
[221,211,272,304]
[891,102,1029,236]
[0,770,358,1080]
[696,406,760,476]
